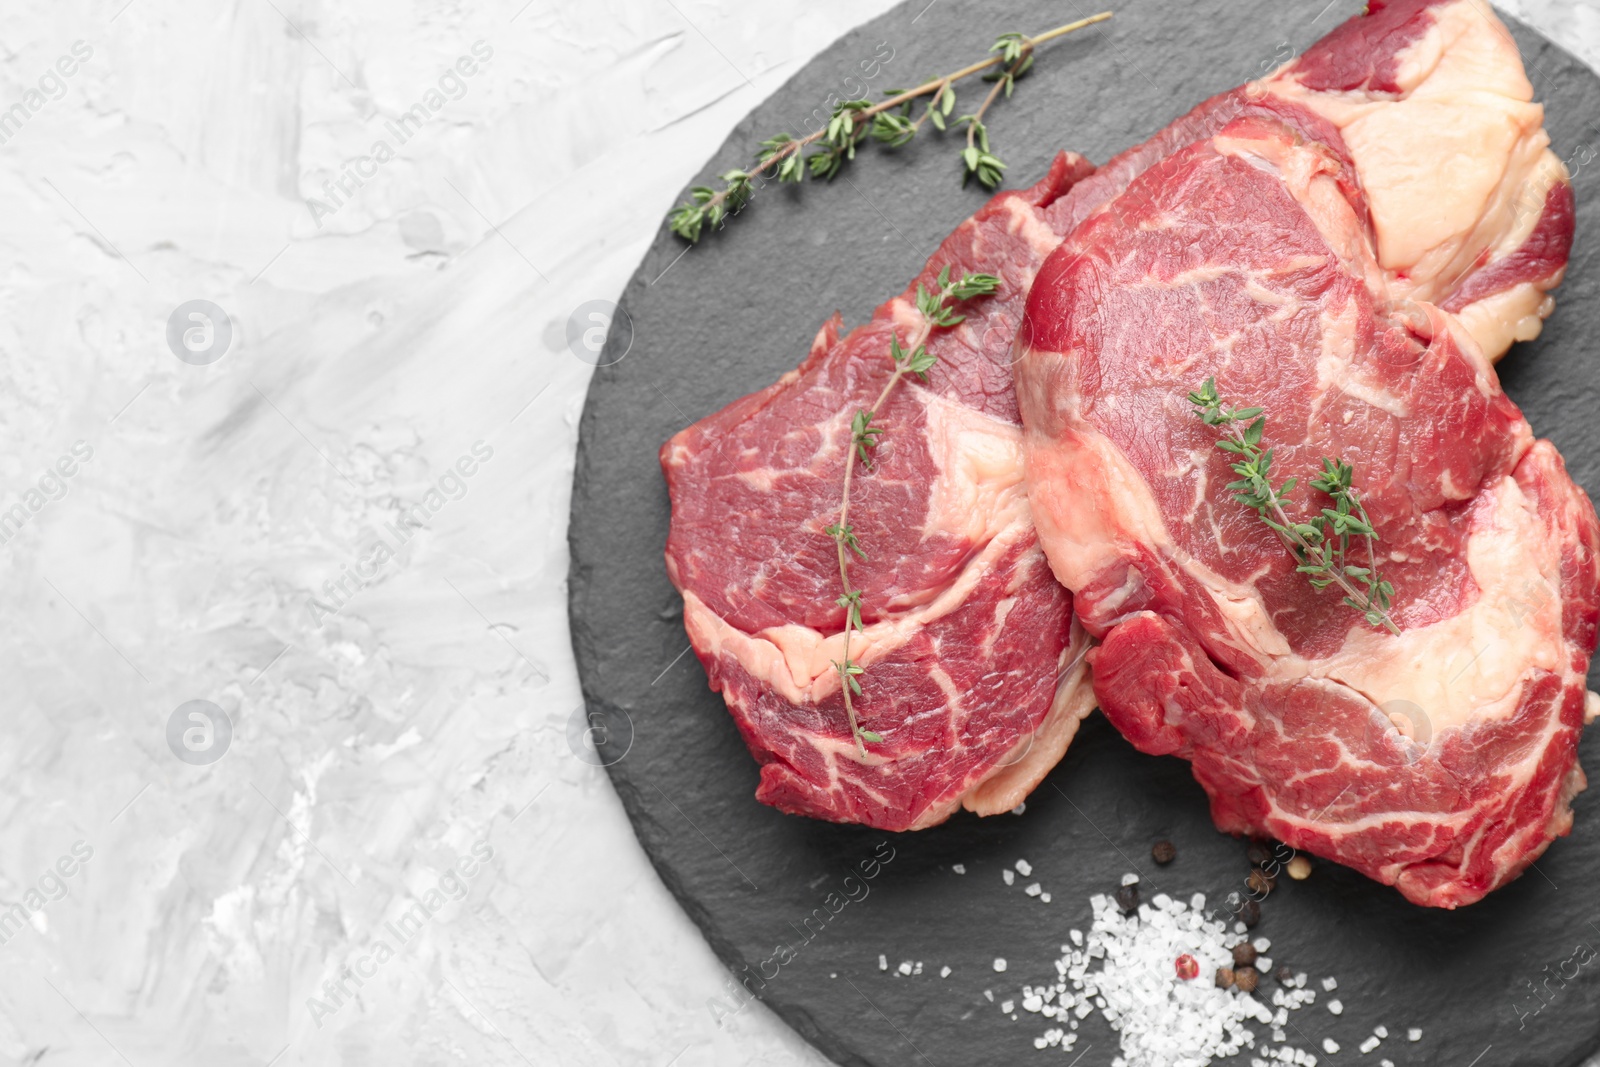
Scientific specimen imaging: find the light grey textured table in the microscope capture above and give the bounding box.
[0,2,1593,1065]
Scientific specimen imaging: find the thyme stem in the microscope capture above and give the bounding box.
[829,270,1001,755]
[833,324,929,757]
[969,75,1008,151]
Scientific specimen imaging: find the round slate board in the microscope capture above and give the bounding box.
[568,2,1600,1064]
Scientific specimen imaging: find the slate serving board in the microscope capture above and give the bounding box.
[567,2,1600,1064]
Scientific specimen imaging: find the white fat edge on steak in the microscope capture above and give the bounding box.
[1312,464,1570,737]
[1261,0,1569,360]
[962,619,1097,818]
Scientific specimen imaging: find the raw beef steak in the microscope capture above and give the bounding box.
[661,156,1098,831]
[1017,0,1598,907]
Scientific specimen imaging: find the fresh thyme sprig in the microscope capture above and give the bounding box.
[828,268,1001,755]
[668,12,1113,243]
[1188,377,1399,635]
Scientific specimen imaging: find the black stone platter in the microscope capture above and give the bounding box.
[567,2,1600,1064]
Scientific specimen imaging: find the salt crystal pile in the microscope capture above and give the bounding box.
[1010,883,1329,1066]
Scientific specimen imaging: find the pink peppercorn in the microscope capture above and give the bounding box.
[1175,954,1199,980]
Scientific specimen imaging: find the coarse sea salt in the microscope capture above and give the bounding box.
[1003,889,1321,1067]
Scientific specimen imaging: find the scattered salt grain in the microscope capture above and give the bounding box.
[1322,977,1338,991]
[994,958,1008,972]
[1121,872,1140,886]
[1026,883,1043,897]
[1001,999,1015,1013]
[952,864,966,875]
[1003,869,1016,886]
[985,989,994,1002]
[878,955,887,971]
[940,965,951,978]
[1016,859,1033,876]
[1012,802,1027,815]
[1407,1029,1422,1042]
[1253,937,1271,953]
[1041,893,1052,903]
[1323,1038,1340,1054]
[1327,999,1343,1015]
[1373,1026,1387,1039]
[1191,892,1207,911]
[913,961,923,975]
[1381,1061,1395,1067]
[1359,1036,1380,1054]
[897,961,912,976]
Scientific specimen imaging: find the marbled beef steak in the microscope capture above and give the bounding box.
[1017,0,1599,907]
[661,155,1100,831]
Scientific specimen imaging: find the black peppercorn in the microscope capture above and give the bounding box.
[1115,882,1140,913]
[1238,899,1261,927]
[1246,840,1273,866]
[1275,965,1295,985]
[1151,840,1176,865]
[1215,967,1235,989]
[1234,966,1260,993]
[1232,942,1258,967]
